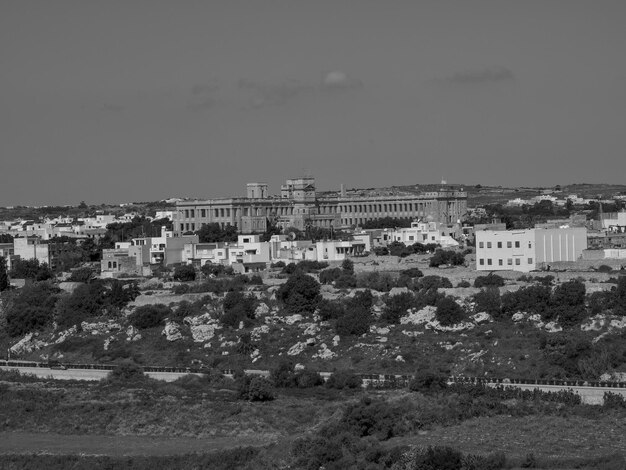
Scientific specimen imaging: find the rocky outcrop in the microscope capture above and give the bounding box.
[254,303,270,316]
[251,325,270,341]
[81,321,122,335]
[284,314,304,325]
[287,342,307,356]
[471,312,493,324]
[126,326,141,342]
[313,343,336,360]
[162,321,183,341]
[190,324,219,342]
[10,333,48,356]
[400,306,436,326]
[54,326,77,344]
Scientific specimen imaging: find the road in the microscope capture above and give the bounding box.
[3,365,625,405]
[0,366,197,382]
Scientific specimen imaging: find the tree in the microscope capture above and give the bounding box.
[435,296,465,326]
[5,282,61,337]
[9,258,53,281]
[128,304,172,329]
[173,264,196,282]
[196,223,237,243]
[276,272,321,315]
[473,287,502,318]
[0,256,9,291]
[68,266,95,283]
[341,258,354,274]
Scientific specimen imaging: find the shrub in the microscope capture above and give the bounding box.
[277,272,321,315]
[341,258,354,274]
[238,375,275,401]
[5,282,61,337]
[200,263,234,277]
[270,260,286,268]
[382,292,417,323]
[418,275,453,290]
[173,264,196,282]
[319,267,343,285]
[597,264,613,273]
[501,285,552,318]
[334,273,357,288]
[326,370,362,389]
[474,273,505,288]
[317,299,344,321]
[294,369,324,388]
[472,287,502,318]
[336,307,371,336]
[68,267,95,283]
[435,296,465,326]
[409,368,448,393]
[221,291,256,328]
[412,446,464,470]
[429,249,465,267]
[457,280,471,288]
[400,268,424,279]
[372,246,389,256]
[128,304,172,329]
[356,271,395,292]
[105,362,147,385]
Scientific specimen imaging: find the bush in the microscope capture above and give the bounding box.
[128,304,172,329]
[326,370,362,389]
[319,267,343,285]
[200,263,234,277]
[382,292,417,323]
[5,282,61,337]
[173,264,196,282]
[409,368,448,393]
[68,267,95,283]
[105,362,147,385]
[372,246,389,256]
[457,280,471,288]
[435,296,465,326]
[341,258,354,274]
[336,306,371,336]
[239,376,275,401]
[418,276,453,290]
[221,291,256,328]
[597,264,613,273]
[277,272,321,315]
[429,249,465,267]
[317,299,344,321]
[474,273,505,288]
[472,287,502,318]
[356,271,395,292]
[400,268,424,279]
[334,273,357,288]
[411,446,463,470]
[270,260,286,268]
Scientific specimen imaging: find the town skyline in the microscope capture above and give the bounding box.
[2,0,626,206]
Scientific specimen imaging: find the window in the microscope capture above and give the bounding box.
[497,242,502,248]
[479,242,484,248]
[528,242,532,248]
[515,259,521,265]
[191,223,195,231]
[487,259,492,265]
[201,209,206,217]
[515,241,520,248]
[507,241,512,248]
[479,259,484,265]
[214,209,219,218]
[190,209,195,218]
[498,259,503,266]
[180,223,184,231]
[487,242,492,248]
[507,259,513,265]
[528,258,533,264]
[185,210,189,218]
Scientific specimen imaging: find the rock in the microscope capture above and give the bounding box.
[512,312,526,322]
[254,303,270,316]
[54,326,77,344]
[251,325,270,341]
[471,312,493,324]
[250,349,261,362]
[609,317,626,330]
[284,314,304,325]
[103,336,116,351]
[294,363,305,371]
[183,313,214,327]
[303,323,320,336]
[468,350,487,362]
[376,336,388,343]
[306,337,316,346]
[313,343,336,360]
[238,321,245,330]
[332,335,340,347]
[125,325,141,342]
[389,287,410,296]
[162,321,183,341]
[81,320,122,335]
[427,320,475,332]
[527,314,542,323]
[544,321,562,333]
[581,315,606,331]
[190,324,219,342]
[402,330,424,337]
[440,341,463,351]
[370,325,390,335]
[9,333,48,356]
[395,355,405,362]
[400,306,436,325]
[287,342,307,356]
[600,372,626,382]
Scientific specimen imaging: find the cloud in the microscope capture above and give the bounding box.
[435,66,515,85]
[321,71,363,90]
[187,79,221,111]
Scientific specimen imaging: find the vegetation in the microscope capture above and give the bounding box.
[276,272,321,315]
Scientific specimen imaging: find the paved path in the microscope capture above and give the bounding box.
[0,366,195,382]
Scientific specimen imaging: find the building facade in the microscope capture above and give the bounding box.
[174,177,467,235]
[475,227,587,272]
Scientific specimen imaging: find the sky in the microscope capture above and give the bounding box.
[1,0,625,206]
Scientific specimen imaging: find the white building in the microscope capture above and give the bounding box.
[378,221,459,248]
[475,227,587,272]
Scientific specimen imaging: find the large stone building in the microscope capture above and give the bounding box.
[174,177,467,235]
